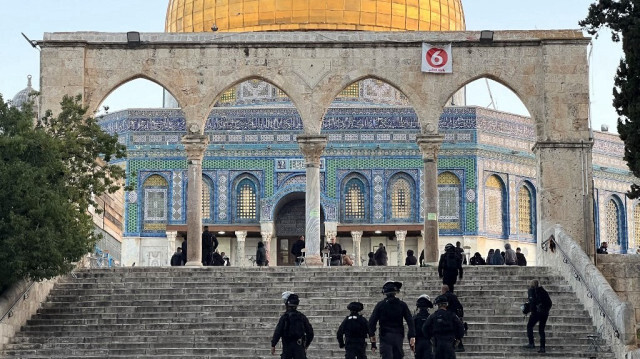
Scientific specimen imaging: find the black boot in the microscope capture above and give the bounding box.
[537,347,546,353]
[523,343,535,349]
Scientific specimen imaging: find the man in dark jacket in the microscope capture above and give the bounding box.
[181,238,187,264]
[438,243,463,293]
[202,226,218,266]
[368,281,415,359]
[326,236,343,266]
[211,250,225,266]
[516,248,527,266]
[523,280,553,353]
[405,250,418,266]
[337,301,373,359]
[374,243,388,266]
[170,247,184,266]
[271,292,314,359]
[441,285,465,352]
[413,295,434,359]
[597,242,608,254]
[423,295,465,359]
[291,236,306,266]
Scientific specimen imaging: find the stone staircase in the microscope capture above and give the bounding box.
[1,266,614,358]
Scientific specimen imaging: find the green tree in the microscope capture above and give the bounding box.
[0,94,126,292]
[580,0,640,198]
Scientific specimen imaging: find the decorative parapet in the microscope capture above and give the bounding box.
[541,225,639,358]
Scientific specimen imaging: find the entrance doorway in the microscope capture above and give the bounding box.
[274,195,324,266]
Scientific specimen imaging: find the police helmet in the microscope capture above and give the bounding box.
[434,295,448,306]
[347,301,364,312]
[416,294,433,308]
[382,281,402,294]
[286,293,300,306]
[444,243,455,252]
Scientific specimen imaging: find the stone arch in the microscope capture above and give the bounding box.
[231,172,261,223]
[387,171,417,222]
[87,73,183,116]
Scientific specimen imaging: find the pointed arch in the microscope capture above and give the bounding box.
[387,172,416,222]
[485,174,508,238]
[142,174,169,232]
[341,173,369,223]
[517,182,536,236]
[438,171,462,231]
[604,195,627,253]
[232,173,260,223]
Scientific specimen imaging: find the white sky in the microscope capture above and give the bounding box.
[0,0,622,133]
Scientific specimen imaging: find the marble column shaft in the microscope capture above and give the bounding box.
[182,134,209,266]
[298,135,327,266]
[417,135,444,263]
[396,230,407,266]
[351,231,363,266]
[235,231,247,267]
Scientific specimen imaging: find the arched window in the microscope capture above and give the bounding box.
[517,185,533,234]
[236,178,257,221]
[634,203,640,249]
[343,177,366,222]
[438,172,461,230]
[389,175,413,220]
[202,176,213,220]
[605,199,621,250]
[143,174,168,231]
[486,175,505,235]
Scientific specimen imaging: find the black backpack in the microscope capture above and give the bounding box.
[445,251,458,270]
[432,311,454,336]
[284,311,306,340]
[343,315,368,339]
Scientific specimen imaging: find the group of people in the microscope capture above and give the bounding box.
[271,278,553,358]
[271,282,466,359]
[170,226,229,266]
[468,244,527,266]
[368,243,389,266]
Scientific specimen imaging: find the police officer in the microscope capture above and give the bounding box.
[368,281,416,359]
[438,244,463,293]
[337,301,374,359]
[440,285,465,352]
[271,291,314,359]
[423,295,464,359]
[413,295,434,359]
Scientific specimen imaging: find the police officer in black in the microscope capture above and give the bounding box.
[440,285,465,352]
[271,291,314,359]
[438,243,463,293]
[423,295,465,359]
[413,294,434,359]
[368,281,416,359]
[337,301,374,359]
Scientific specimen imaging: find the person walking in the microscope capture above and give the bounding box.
[504,243,517,266]
[337,301,373,359]
[202,226,217,266]
[423,295,465,359]
[440,285,465,352]
[413,295,434,359]
[170,247,184,266]
[374,243,388,266]
[523,280,553,353]
[256,241,267,266]
[438,244,463,293]
[405,250,418,266]
[291,236,306,266]
[368,281,416,359]
[516,248,527,266]
[271,292,314,359]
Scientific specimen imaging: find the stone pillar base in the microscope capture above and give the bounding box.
[304,255,324,267]
[185,261,203,267]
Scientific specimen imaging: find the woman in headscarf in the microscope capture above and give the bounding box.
[486,249,494,264]
[491,248,505,265]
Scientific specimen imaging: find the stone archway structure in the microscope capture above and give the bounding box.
[38,30,593,265]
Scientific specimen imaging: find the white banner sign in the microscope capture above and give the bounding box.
[421,43,452,73]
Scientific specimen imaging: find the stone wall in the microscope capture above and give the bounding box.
[597,254,640,345]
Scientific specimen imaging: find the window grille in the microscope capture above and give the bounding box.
[438,172,460,230]
[605,200,620,246]
[345,178,365,220]
[391,178,411,219]
[237,178,256,220]
[486,175,503,234]
[518,186,532,234]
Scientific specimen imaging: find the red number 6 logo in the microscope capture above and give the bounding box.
[426,48,448,68]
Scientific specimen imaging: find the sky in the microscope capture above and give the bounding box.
[0,0,623,133]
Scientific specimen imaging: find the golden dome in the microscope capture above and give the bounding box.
[165,0,465,33]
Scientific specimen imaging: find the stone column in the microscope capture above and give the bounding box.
[351,231,363,266]
[182,134,209,266]
[166,230,178,266]
[260,223,274,267]
[396,230,407,266]
[297,135,328,266]
[417,135,444,263]
[235,231,248,267]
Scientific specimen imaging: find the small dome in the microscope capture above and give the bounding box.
[12,75,39,115]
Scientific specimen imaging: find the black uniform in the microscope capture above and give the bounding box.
[423,309,465,359]
[413,308,433,359]
[291,239,305,265]
[337,313,370,359]
[526,286,552,350]
[181,239,187,264]
[438,248,463,293]
[271,309,315,359]
[202,229,217,266]
[369,296,416,359]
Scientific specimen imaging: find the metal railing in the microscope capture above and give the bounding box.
[0,281,35,324]
[541,235,620,339]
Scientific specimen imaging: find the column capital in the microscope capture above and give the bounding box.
[182,134,209,161]
[235,231,248,241]
[350,231,363,242]
[395,230,407,241]
[416,134,444,162]
[260,231,273,242]
[297,135,328,167]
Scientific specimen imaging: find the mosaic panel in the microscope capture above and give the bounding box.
[126,204,138,233]
[486,175,504,235]
[276,158,325,172]
[373,171,384,221]
[634,203,640,248]
[172,171,184,221]
[218,171,229,221]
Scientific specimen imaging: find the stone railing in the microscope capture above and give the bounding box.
[541,225,639,359]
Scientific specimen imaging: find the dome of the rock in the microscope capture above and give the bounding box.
[165,0,465,33]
